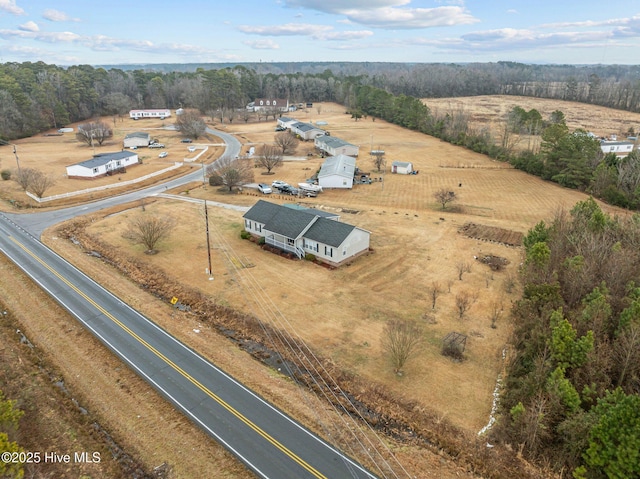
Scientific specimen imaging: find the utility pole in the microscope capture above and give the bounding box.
[13,145,21,173]
[204,200,213,280]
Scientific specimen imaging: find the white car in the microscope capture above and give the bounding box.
[158,151,168,158]
[188,146,196,152]
[271,180,288,188]
[258,183,272,194]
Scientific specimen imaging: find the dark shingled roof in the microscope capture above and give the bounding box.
[72,151,137,169]
[304,218,356,247]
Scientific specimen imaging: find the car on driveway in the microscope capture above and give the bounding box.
[271,180,288,189]
[181,138,193,143]
[258,183,272,194]
[158,151,168,158]
[188,146,196,152]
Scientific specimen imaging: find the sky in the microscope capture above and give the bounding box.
[1,0,639,66]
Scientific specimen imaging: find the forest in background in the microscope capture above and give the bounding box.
[1,61,640,477]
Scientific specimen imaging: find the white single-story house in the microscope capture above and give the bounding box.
[315,135,359,157]
[66,151,139,179]
[290,122,326,141]
[277,116,299,129]
[318,154,357,189]
[243,200,370,267]
[600,140,635,157]
[251,98,289,112]
[123,132,151,149]
[391,161,413,174]
[129,109,171,120]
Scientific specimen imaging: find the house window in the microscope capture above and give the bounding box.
[92,167,99,174]
[287,238,294,246]
[116,160,121,166]
[325,246,333,257]
[258,224,262,232]
[245,219,250,229]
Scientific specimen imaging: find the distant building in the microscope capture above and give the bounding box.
[315,135,359,157]
[600,140,635,157]
[123,132,151,149]
[318,155,357,189]
[66,151,139,179]
[129,109,171,120]
[391,161,413,174]
[290,121,326,141]
[250,98,289,112]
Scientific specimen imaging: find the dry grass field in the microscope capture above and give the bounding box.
[424,94,640,139]
[4,98,640,478]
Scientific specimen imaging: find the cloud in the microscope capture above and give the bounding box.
[42,9,80,22]
[239,23,333,36]
[18,21,39,32]
[244,39,280,50]
[284,0,478,29]
[0,28,81,43]
[0,0,24,15]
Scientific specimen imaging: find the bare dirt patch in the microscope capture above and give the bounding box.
[459,222,524,247]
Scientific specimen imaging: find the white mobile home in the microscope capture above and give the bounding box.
[66,151,139,179]
[318,154,356,189]
[600,140,635,157]
[129,109,171,120]
[123,132,151,148]
[315,135,359,157]
[291,122,326,141]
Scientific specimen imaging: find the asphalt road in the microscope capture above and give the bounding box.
[0,129,382,479]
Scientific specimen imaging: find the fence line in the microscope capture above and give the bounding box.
[26,162,184,203]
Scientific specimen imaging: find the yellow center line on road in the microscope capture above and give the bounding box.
[10,236,328,479]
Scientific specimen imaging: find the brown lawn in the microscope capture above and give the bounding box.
[5,98,639,478]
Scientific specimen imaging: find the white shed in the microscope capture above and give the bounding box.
[391,161,413,174]
[318,155,356,189]
[66,151,139,179]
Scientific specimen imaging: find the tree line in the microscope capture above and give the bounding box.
[491,198,640,478]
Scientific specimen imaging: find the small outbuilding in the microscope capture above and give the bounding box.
[318,154,356,189]
[66,151,139,179]
[391,160,413,175]
[123,132,151,149]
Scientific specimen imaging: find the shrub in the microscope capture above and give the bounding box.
[0,169,11,180]
[240,230,251,240]
[257,236,265,245]
[305,253,316,262]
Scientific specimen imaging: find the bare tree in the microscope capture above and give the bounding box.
[434,189,457,210]
[76,121,112,146]
[207,156,254,192]
[488,299,503,329]
[28,170,56,198]
[125,215,175,254]
[256,144,283,174]
[371,150,385,172]
[614,322,640,388]
[13,167,37,190]
[241,109,254,123]
[456,260,472,280]
[274,131,299,155]
[381,319,424,374]
[429,281,443,310]
[175,109,206,139]
[454,290,478,320]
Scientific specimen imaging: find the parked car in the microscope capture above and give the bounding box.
[188,146,196,152]
[181,138,193,143]
[149,143,165,148]
[275,126,286,131]
[271,180,288,189]
[158,152,168,158]
[258,183,272,194]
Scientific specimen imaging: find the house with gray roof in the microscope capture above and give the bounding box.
[66,151,139,179]
[243,200,370,266]
[318,154,357,189]
[314,135,359,157]
[290,121,327,141]
[123,131,151,149]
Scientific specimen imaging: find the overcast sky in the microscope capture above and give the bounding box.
[1,0,639,66]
